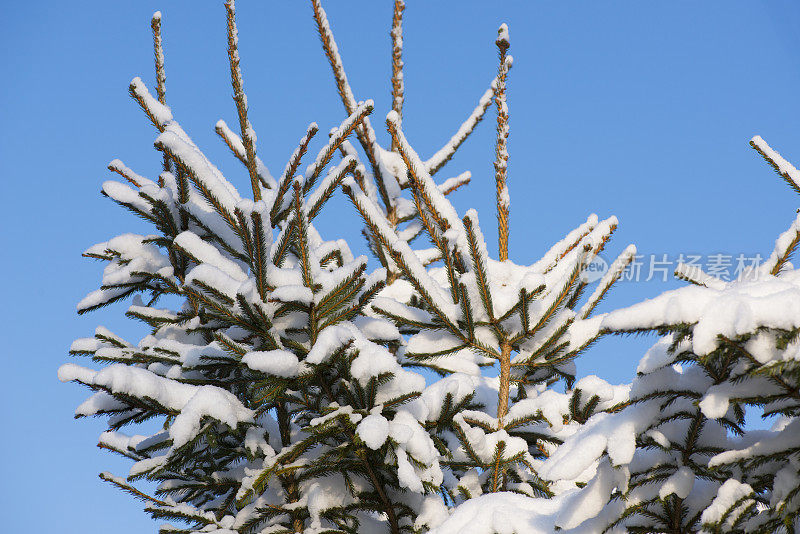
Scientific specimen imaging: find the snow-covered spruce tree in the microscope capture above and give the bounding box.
[60,3,646,533]
[57,2,578,532]
[538,136,800,533]
[334,21,638,520]
[59,5,454,533]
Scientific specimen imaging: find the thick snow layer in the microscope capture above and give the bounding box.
[58,363,252,447]
[242,350,300,378]
[390,410,442,491]
[130,77,173,126]
[751,135,800,192]
[356,414,390,450]
[155,121,242,213]
[636,336,677,374]
[429,492,565,534]
[186,263,242,298]
[270,284,313,304]
[78,234,172,312]
[659,466,695,500]
[602,270,800,355]
[174,231,247,281]
[556,460,623,530]
[541,405,652,482]
[710,417,800,467]
[108,159,157,189]
[700,479,753,527]
[75,391,128,417]
[406,374,482,423]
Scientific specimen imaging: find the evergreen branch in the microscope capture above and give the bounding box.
[271,122,319,225]
[526,249,586,338]
[371,304,436,331]
[674,262,725,289]
[270,220,294,267]
[154,139,240,233]
[464,212,496,323]
[341,179,461,335]
[578,244,637,319]
[387,111,472,269]
[108,159,151,188]
[250,209,272,300]
[77,287,139,315]
[129,77,172,132]
[438,170,472,196]
[100,471,168,506]
[750,135,800,196]
[304,101,373,194]
[293,182,314,291]
[535,215,596,274]
[215,120,274,190]
[315,259,367,315]
[425,73,501,175]
[306,156,357,221]
[764,212,800,276]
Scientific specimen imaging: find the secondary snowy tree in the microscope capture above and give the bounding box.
[537,136,800,533]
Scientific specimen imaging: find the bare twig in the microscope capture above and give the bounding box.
[151,11,171,173]
[494,24,511,261]
[225,0,261,200]
[390,0,405,150]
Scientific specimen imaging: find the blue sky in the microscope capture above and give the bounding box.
[3,1,800,532]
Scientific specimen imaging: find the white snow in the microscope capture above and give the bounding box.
[751,135,800,192]
[58,363,253,448]
[497,23,510,46]
[659,466,695,500]
[700,479,753,528]
[425,76,498,174]
[356,414,390,450]
[429,492,565,534]
[242,350,300,378]
[602,270,800,355]
[130,77,173,127]
[174,231,247,281]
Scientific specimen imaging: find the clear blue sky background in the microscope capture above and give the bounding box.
[3,1,800,532]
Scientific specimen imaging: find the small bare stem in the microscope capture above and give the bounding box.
[494,24,511,261]
[225,0,261,201]
[151,11,171,173]
[390,0,405,150]
[497,342,512,428]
